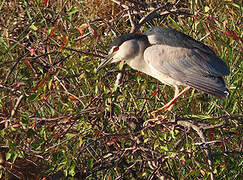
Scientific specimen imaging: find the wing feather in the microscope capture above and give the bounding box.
[144,45,229,97]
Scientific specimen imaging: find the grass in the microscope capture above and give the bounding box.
[0,0,242,179]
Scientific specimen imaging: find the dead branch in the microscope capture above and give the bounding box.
[177,120,215,180]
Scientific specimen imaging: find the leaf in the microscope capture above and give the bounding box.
[48,78,53,90]
[44,0,49,7]
[88,158,94,169]
[5,152,11,161]
[65,115,72,123]
[69,7,78,15]
[78,137,83,147]
[111,85,118,92]
[70,95,78,101]
[12,152,18,163]
[29,48,35,56]
[30,24,38,31]
[24,59,37,78]
[33,72,51,91]
[154,140,159,150]
[204,6,210,13]
[59,36,68,50]
[170,130,175,139]
[225,30,239,41]
[65,133,75,139]
[77,24,98,39]
[168,152,176,158]
[49,27,56,38]
[69,163,76,176]
[160,146,168,151]
[0,36,8,49]
[152,89,157,97]
[119,60,125,70]
[53,133,60,138]
[77,24,89,37]
[29,94,39,101]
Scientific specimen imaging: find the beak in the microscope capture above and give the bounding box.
[96,53,114,72]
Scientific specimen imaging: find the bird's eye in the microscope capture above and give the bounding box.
[113,46,119,52]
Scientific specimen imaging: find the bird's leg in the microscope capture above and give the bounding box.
[153,86,180,115]
[144,86,190,127]
[152,86,191,117]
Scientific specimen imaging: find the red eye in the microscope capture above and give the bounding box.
[113,46,119,52]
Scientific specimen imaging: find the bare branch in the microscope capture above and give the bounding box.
[10,94,24,120]
[111,0,129,9]
[177,121,215,180]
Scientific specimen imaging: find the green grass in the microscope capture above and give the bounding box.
[0,0,242,179]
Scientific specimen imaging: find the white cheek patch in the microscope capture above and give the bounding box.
[112,53,122,63]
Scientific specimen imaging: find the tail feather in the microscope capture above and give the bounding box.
[184,75,229,98]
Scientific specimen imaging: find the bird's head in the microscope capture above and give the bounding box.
[96,33,148,72]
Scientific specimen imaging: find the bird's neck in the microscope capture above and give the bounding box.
[127,56,152,75]
[126,40,152,75]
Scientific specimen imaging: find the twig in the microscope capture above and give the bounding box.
[148,165,161,180]
[10,94,24,120]
[92,18,118,37]
[111,0,129,9]
[173,129,191,150]
[54,75,85,107]
[128,9,136,33]
[211,150,243,157]
[135,3,169,32]
[0,84,22,95]
[194,140,222,145]
[200,122,224,130]
[177,120,215,180]
[64,47,104,58]
[30,127,91,154]
[4,54,27,84]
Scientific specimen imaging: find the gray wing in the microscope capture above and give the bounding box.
[144,45,230,98]
[145,27,216,55]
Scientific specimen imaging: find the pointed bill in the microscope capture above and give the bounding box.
[96,53,114,72]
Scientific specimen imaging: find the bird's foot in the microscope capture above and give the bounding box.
[151,105,172,119]
[143,114,168,127]
[143,109,171,127]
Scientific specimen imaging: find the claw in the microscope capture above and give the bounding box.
[143,113,169,127]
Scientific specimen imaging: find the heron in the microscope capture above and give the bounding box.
[97,27,230,119]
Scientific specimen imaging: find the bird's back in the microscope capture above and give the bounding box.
[143,27,230,98]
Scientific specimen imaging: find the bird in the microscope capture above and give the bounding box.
[96,27,230,119]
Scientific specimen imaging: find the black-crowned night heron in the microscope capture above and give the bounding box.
[97,27,230,118]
